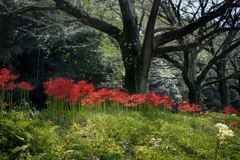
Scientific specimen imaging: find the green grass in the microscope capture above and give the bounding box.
[0,109,239,160]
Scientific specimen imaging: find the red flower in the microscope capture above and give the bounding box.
[230,121,238,128]
[44,78,74,99]
[178,101,203,112]
[69,80,95,101]
[124,94,146,107]
[222,106,240,116]
[82,88,110,106]
[109,90,129,103]
[18,82,34,90]
[81,88,129,106]
[5,82,16,91]
[0,68,19,87]
[144,92,173,108]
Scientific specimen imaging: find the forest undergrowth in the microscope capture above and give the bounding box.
[0,68,240,160]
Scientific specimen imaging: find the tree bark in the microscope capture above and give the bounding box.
[188,86,202,105]
[217,59,231,109]
[139,0,160,93]
[118,0,141,94]
[182,50,204,106]
[238,76,240,95]
[217,59,231,110]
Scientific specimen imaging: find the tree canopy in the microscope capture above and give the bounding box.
[1,0,240,109]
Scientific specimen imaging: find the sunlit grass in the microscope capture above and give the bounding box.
[1,108,239,160]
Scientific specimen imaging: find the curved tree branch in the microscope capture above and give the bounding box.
[154,1,236,47]
[158,54,183,70]
[54,0,121,41]
[197,39,240,84]
[0,1,122,41]
[204,71,240,86]
[153,26,240,56]
[0,6,57,16]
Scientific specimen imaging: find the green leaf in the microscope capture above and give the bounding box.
[1,119,15,127]
[11,145,28,154]
[16,121,31,128]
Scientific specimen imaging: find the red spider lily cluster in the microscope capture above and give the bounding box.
[0,68,34,109]
[222,106,240,116]
[43,77,174,109]
[44,78,75,99]
[0,68,19,88]
[0,68,34,91]
[18,82,34,90]
[178,101,203,112]
[44,77,209,113]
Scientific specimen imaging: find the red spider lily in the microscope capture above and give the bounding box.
[144,92,173,108]
[82,88,112,106]
[18,82,34,90]
[124,94,146,107]
[5,82,16,91]
[229,121,238,128]
[222,106,240,116]
[178,101,202,112]
[69,80,95,101]
[0,68,19,87]
[108,90,129,103]
[44,78,74,99]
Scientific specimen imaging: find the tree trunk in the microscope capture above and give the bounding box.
[118,0,142,94]
[238,75,240,95]
[138,0,161,93]
[218,79,230,108]
[119,0,160,94]
[215,30,236,108]
[188,86,203,105]
[182,50,204,106]
[120,44,141,94]
[217,59,231,109]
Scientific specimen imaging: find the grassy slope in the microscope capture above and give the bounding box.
[0,109,240,160]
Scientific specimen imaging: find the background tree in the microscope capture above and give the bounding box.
[1,0,240,108]
[153,0,240,108]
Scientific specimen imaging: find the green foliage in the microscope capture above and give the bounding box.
[1,109,239,159]
[0,110,65,159]
[98,35,124,87]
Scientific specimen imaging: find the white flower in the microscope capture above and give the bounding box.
[215,123,234,143]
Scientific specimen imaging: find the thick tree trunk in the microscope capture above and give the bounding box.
[120,44,141,94]
[215,30,235,108]
[217,59,231,109]
[119,0,160,94]
[188,86,202,105]
[118,0,141,94]
[182,51,204,107]
[218,80,230,108]
[238,76,240,95]
[138,0,161,93]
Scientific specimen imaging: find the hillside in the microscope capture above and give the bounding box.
[1,109,239,160]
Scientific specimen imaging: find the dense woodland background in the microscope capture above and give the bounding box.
[0,0,240,110]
